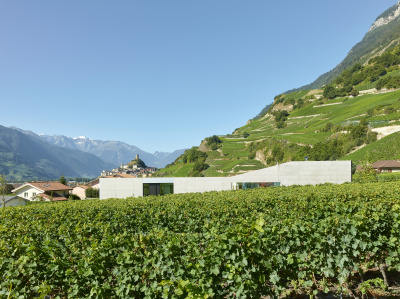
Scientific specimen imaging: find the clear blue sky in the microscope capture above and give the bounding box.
[0,0,397,153]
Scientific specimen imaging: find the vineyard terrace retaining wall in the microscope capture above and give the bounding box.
[99,160,352,199]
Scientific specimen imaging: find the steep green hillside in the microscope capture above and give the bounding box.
[157,4,400,178]
[0,125,115,180]
[158,48,400,177]
[158,91,400,177]
[343,131,400,164]
[286,1,400,93]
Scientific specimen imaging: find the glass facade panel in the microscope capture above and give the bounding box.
[233,182,280,190]
[143,183,174,197]
[160,183,174,195]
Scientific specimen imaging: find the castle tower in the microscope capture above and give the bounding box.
[136,154,139,160]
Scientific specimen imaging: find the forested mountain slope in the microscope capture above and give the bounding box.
[0,125,115,180]
[11,127,186,169]
[286,1,400,93]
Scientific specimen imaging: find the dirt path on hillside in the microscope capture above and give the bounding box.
[313,102,342,108]
[371,125,400,140]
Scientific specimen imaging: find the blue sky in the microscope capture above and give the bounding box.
[0,0,397,153]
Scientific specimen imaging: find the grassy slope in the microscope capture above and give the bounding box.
[158,88,400,177]
[343,131,400,164]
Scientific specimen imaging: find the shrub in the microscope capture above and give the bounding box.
[85,187,100,198]
[68,194,81,200]
[205,135,222,150]
[276,121,286,129]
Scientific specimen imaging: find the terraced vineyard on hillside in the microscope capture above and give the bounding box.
[158,88,400,177]
[158,43,400,177]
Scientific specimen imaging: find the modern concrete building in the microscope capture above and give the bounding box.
[100,161,352,200]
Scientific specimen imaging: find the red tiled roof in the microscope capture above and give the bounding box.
[29,181,72,191]
[117,174,136,178]
[12,181,72,193]
[74,185,89,190]
[104,174,136,178]
[371,160,400,168]
[85,179,99,187]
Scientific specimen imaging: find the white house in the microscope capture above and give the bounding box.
[100,161,352,200]
[12,182,73,201]
[1,195,29,208]
[71,185,89,199]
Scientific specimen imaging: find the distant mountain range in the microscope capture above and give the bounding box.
[11,127,186,169]
[0,125,115,180]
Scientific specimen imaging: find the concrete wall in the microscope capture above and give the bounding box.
[100,178,141,199]
[278,161,352,186]
[230,164,280,183]
[100,177,233,199]
[174,177,232,194]
[100,161,352,200]
[231,161,351,186]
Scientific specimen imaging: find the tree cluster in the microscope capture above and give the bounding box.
[272,110,289,128]
[367,103,399,116]
[323,85,359,100]
[309,119,377,160]
[189,160,209,177]
[283,98,295,106]
[178,148,209,177]
[272,94,312,112]
[376,75,400,90]
[205,135,222,150]
[59,175,67,185]
[68,193,81,200]
[181,148,207,164]
[323,44,400,100]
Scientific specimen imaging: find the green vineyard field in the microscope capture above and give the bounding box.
[1,182,400,298]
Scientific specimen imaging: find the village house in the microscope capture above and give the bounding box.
[101,155,157,178]
[71,184,89,199]
[71,178,100,199]
[12,182,73,201]
[101,170,118,177]
[371,160,400,173]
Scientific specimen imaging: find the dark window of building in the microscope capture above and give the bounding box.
[234,182,280,190]
[143,183,174,197]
